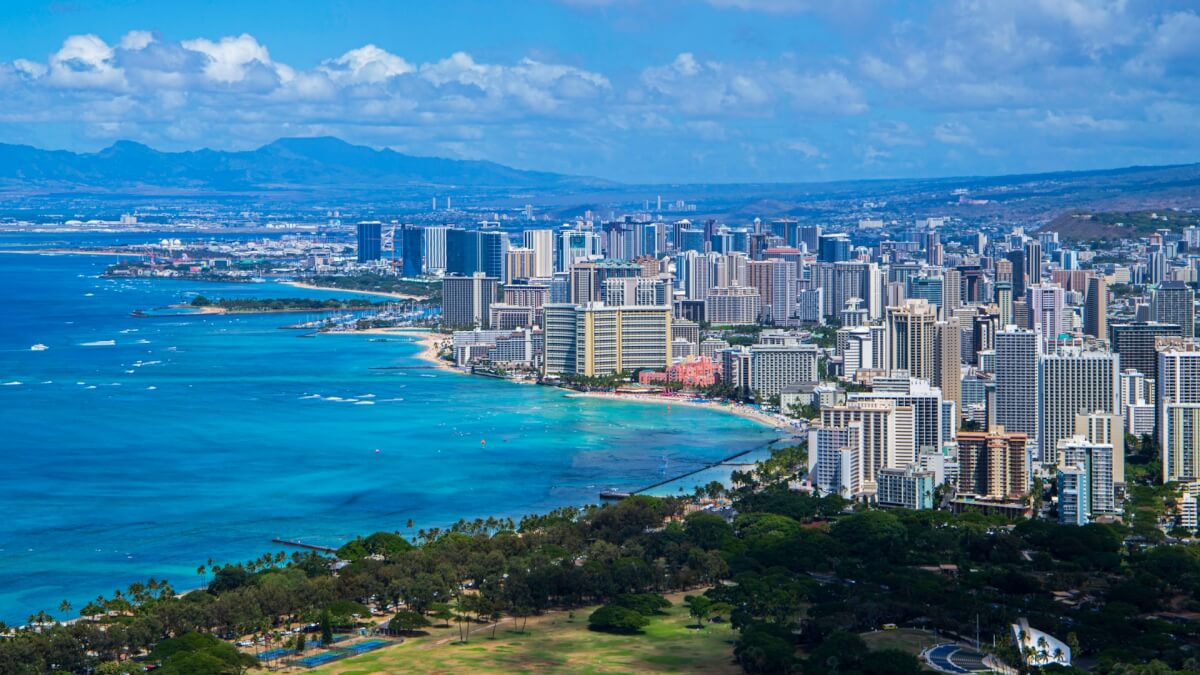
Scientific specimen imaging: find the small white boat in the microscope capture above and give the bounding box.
[30,344,48,351]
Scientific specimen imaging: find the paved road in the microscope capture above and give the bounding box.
[925,643,989,674]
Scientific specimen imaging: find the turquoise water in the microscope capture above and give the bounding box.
[0,242,774,622]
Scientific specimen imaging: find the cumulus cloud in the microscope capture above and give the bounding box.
[639,53,862,115]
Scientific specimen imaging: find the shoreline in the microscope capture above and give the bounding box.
[0,248,150,257]
[279,280,425,300]
[563,390,802,433]
[322,326,460,373]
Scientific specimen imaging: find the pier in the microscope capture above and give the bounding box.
[602,437,784,500]
[272,539,339,554]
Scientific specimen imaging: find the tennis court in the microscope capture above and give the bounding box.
[257,648,297,660]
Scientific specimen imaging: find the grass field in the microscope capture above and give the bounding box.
[309,594,740,675]
[860,628,942,656]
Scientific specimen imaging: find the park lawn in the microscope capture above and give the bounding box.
[860,628,942,656]
[312,595,740,674]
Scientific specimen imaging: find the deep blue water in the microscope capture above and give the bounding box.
[0,240,773,622]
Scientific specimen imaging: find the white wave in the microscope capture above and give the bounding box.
[135,339,151,344]
[358,393,376,398]
[125,370,135,374]
[84,293,94,297]
[378,397,405,402]
[85,385,96,389]
[40,380,52,384]
[76,381,86,385]
[79,340,116,347]
[2,381,21,386]
[325,396,344,402]
[145,386,157,390]
[354,400,375,405]
[119,329,139,334]
[299,394,322,400]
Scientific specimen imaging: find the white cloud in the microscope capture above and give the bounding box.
[47,34,124,89]
[119,30,155,51]
[181,34,279,84]
[321,45,414,84]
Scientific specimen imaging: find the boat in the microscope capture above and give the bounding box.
[30,344,48,351]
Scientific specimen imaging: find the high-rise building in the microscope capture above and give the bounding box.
[849,378,947,455]
[876,466,937,510]
[885,299,938,381]
[356,221,383,263]
[1075,412,1125,486]
[996,282,1014,329]
[705,286,762,326]
[1027,283,1066,341]
[1157,339,1200,482]
[957,429,1030,501]
[749,344,820,398]
[556,229,602,272]
[570,260,642,304]
[908,275,944,309]
[1038,345,1120,461]
[1057,464,1090,525]
[447,229,507,278]
[1057,436,1115,520]
[1111,322,1183,378]
[995,328,1040,440]
[1084,276,1107,340]
[523,229,556,277]
[542,302,673,376]
[504,247,536,283]
[1152,281,1195,338]
[423,226,449,274]
[820,399,912,491]
[817,233,852,262]
[810,421,864,498]
[602,277,669,307]
[748,258,797,324]
[1025,239,1043,286]
[942,268,962,315]
[935,318,962,419]
[442,273,499,329]
[400,225,424,276]
[1006,248,1028,300]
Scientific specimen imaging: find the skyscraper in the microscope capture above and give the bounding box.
[817,233,852,262]
[542,302,673,376]
[446,229,507,278]
[1157,339,1200,482]
[748,258,797,324]
[995,328,1039,440]
[1111,322,1182,378]
[356,221,382,263]
[523,229,556,277]
[1006,248,1027,300]
[442,273,499,329]
[1152,281,1195,338]
[423,226,449,274]
[935,318,962,419]
[1027,283,1066,341]
[400,225,424,276]
[1038,345,1120,461]
[957,429,1030,501]
[1084,275,1107,340]
[885,299,938,381]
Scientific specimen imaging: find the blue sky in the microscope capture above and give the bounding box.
[0,0,1197,183]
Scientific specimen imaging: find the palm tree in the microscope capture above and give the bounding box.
[58,600,72,615]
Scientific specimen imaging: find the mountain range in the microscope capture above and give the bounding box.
[0,137,604,194]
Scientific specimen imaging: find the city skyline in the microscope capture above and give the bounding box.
[0,0,1197,183]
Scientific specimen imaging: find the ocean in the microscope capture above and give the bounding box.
[0,235,775,622]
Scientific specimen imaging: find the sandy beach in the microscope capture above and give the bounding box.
[564,390,804,433]
[279,280,425,300]
[328,326,460,372]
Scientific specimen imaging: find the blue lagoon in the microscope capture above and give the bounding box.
[0,245,774,622]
